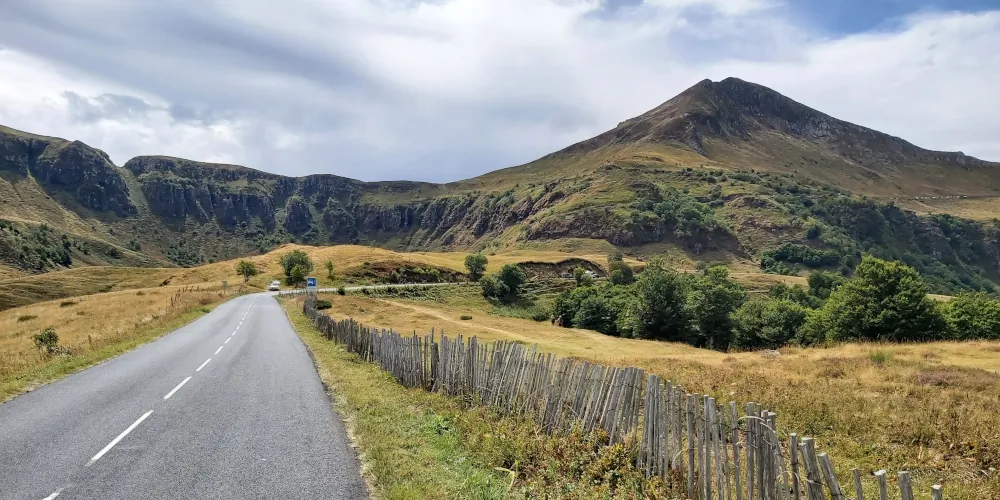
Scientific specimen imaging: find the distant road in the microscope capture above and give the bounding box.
[0,294,367,500]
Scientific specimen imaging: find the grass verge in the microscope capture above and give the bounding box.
[280,298,510,499]
[280,297,672,500]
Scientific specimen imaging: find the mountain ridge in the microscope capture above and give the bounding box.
[4,77,1000,295]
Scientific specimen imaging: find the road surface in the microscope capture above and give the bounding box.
[0,293,367,500]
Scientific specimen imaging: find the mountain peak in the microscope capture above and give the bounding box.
[553,77,993,170]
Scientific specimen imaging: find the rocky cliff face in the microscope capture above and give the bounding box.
[0,128,135,216]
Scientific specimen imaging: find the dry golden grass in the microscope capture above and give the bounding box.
[0,244,644,310]
[318,288,1000,499]
[899,196,1000,221]
[0,284,230,401]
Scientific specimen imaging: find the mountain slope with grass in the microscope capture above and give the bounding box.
[3,79,1000,293]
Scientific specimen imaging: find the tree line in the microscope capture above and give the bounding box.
[548,254,1000,350]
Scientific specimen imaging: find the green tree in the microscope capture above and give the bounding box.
[573,267,594,287]
[324,260,334,280]
[944,292,1000,340]
[280,250,314,279]
[732,298,808,350]
[807,270,844,299]
[686,266,747,350]
[235,260,259,284]
[617,259,692,341]
[287,264,308,287]
[607,251,635,285]
[481,264,527,303]
[818,256,947,342]
[464,253,488,282]
[496,264,527,301]
[768,283,820,308]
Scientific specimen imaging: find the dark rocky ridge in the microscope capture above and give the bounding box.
[1,127,136,216]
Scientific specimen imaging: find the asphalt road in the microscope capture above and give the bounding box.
[0,293,368,500]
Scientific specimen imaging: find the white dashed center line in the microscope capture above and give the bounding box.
[42,487,65,499]
[196,358,212,372]
[86,410,154,466]
[215,345,224,355]
[224,337,231,344]
[163,377,192,400]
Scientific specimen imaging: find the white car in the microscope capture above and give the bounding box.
[267,280,281,291]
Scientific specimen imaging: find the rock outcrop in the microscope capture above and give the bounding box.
[1,128,135,216]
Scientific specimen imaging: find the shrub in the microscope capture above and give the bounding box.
[59,301,77,308]
[315,299,333,310]
[732,298,809,350]
[943,292,1000,340]
[337,287,347,296]
[806,271,844,300]
[530,310,551,322]
[481,264,527,303]
[869,349,893,366]
[460,315,473,321]
[17,315,37,323]
[32,328,59,353]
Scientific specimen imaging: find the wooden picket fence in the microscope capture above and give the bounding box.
[303,297,947,500]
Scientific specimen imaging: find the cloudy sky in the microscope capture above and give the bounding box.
[0,0,997,182]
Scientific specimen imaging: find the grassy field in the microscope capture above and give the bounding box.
[0,284,233,402]
[313,286,1000,499]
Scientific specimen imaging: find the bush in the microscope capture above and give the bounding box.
[944,292,1000,340]
[17,315,37,323]
[481,264,527,303]
[59,301,77,308]
[806,271,844,300]
[761,243,841,272]
[337,287,347,296]
[315,299,333,310]
[869,349,893,366]
[530,310,551,322]
[32,328,59,353]
[460,315,473,321]
[732,298,809,350]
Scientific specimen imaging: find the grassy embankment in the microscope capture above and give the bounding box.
[0,284,233,402]
[309,285,1000,499]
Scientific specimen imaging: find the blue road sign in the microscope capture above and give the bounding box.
[306,277,317,289]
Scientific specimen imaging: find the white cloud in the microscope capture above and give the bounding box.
[0,1,997,181]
